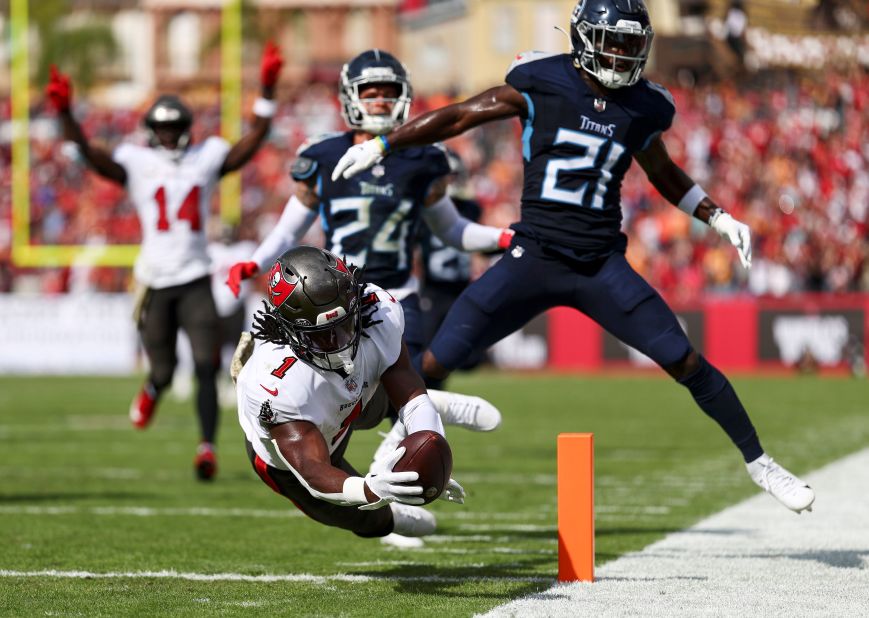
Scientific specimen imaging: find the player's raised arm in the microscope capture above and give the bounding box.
[219,42,283,176]
[45,65,127,185]
[635,135,752,269]
[332,85,527,181]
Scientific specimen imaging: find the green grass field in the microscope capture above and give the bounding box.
[1,372,867,617]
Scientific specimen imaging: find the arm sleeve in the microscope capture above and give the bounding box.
[250,194,319,271]
[399,394,445,437]
[422,194,503,252]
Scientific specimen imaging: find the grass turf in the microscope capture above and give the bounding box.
[1,372,867,616]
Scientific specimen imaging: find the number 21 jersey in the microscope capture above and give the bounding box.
[506,51,675,259]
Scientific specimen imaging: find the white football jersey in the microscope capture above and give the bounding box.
[236,285,404,469]
[114,137,231,289]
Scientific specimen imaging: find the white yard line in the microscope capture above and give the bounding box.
[0,569,550,585]
[481,448,869,617]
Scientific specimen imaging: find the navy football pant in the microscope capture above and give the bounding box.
[429,236,761,462]
[431,240,691,370]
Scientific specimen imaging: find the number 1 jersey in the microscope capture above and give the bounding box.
[114,137,230,289]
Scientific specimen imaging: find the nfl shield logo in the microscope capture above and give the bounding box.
[345,377,358,392]
[594,98,607,112]
[372,164,385,177]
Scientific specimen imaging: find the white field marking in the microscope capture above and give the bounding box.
[0,505,303,518]
[481,447,869,618]
[388,547,556,556]
[0,569,552,585]
[457,473,556,485]
[427,535,557,545]
[457,523,557,532]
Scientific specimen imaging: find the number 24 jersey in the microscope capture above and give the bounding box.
[292,132,450,290]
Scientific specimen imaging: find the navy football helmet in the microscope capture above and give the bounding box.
[143,94,193,152]
[339,49,413,135]
[570,0,654,89]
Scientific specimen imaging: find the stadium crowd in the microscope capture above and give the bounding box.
[1,69,867,301]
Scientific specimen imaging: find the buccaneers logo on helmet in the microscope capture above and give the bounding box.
[268,262,297,308]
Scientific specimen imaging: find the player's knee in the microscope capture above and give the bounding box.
[422,350,450,381]
[149,363,175,391]
[193,360,218,383]
[665,349,700,381]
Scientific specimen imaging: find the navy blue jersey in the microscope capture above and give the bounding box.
[505,52,675,259]
[419,196,482,290]
[292,131,450,289]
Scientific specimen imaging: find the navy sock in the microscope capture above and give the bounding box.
[678,356,763,463]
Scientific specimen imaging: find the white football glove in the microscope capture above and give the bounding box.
[359,446,424,510]
[710,210,752,270]
[230,331,253,384]
[438,477,466,505]
[331,138,385,181]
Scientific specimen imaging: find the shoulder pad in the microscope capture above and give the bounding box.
[294,131,344,157]
[507,50,561,76]
[646,81,676,109]
[290,156,318,181]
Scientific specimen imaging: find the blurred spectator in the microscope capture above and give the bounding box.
[2,69,868,301]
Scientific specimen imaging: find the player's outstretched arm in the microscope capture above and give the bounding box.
[381,342,445,437]
[269,420,423,509]
[220,42,283,176]
[635,135,752,269]
[422,178,513,252]
[225,182,319,297]
[45,65,127,185]
[332,85,527,181]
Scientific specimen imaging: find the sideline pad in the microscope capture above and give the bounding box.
[483,448,869,617]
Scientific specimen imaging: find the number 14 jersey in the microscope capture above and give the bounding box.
[113,137,230,289]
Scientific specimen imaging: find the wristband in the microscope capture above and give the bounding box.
[342,476,368,504]
[677,184,708,216]
[377,135,390,154]
[253,97,277,118]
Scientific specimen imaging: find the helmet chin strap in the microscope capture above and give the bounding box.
[329,349,355,373]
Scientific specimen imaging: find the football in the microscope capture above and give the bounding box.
[393,430,453,504]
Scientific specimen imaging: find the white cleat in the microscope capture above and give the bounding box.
[380,533,425,549]
[427,389,502,432]
[746,454,815,513]
[389,502,436,537]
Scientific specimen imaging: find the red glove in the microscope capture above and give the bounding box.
[497,229,515,250]
[226,261,259,298]
[45,65,72,113]
[260,42,284,89]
